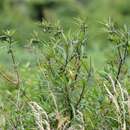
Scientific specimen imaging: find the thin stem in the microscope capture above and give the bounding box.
[0,36,20,87]
[75,57,92,109]
[0,71,18,85]
[64,85,73,119]
[8,37,20,87]
[115,38,128,87]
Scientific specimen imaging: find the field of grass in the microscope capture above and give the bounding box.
[0,0,130,130]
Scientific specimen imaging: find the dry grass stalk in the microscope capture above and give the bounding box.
[29,101,51,130]
[104,75,128,130]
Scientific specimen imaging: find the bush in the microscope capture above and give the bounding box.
[0,19,130,129]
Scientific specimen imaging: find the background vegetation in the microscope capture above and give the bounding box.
[0,0,130,129]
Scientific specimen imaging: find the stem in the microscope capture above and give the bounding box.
[64,85,73,119]
[75,83,85,109]
[75,57,92,109]
[8,37,20,87]
[0,36,20,87]
[74,50,81,81]
[115,38,128,87]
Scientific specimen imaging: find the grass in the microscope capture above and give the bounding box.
[0,18,130,130]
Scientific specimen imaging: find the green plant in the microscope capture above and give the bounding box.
[0,19,130,130]
[33,19,91,129]
[104,18,129,86]
[0,30,20,87]
[99,18,130,129]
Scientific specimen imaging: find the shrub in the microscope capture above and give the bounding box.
[0,19,130,129]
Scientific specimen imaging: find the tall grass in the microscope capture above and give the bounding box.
[0,19,129,129]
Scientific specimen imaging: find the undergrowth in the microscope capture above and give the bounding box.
[0,18,130,130]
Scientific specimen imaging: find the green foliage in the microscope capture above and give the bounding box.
[0,19,130,129]
[0,0,130,129]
